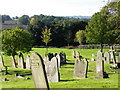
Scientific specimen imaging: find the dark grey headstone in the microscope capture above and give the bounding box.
[0,55,4,67]
[30,52,49,88]
[26,55,31,69]
[18,53,25,69]
[74,58,88,79]
[44,57,60,82]
[104,52,110,64]
[60,51,66,64]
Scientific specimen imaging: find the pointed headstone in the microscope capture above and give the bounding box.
[18,53,25,69]
[26,55,31,69]
[0,55,4,67]
[30,52,49,88]
[74,58,88,79]
[44,57,60,82]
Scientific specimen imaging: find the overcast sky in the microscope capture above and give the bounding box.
[0,0,107,17]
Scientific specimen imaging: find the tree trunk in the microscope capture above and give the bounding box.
[11,55,17,68]
[100,44,103,52]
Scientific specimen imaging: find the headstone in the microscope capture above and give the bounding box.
[91,54,95,61]
[96,51,108,79]
[26,55,31,69]
[74,58,88,79]
[72,51,76,58]
[60,51,66,64]
[44,57,60,82]
[75,51,80,59]
[11,56,17,68]
[18,53,25,69]
[0,55,4,67]
[56,54,61,68]
[30,52,49,88]
[104,52,110,64]
[109,46,116,64]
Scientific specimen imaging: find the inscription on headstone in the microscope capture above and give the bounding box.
[74,58,88,79]
[30,52,49,88]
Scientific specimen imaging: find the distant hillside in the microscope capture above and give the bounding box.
[58,16,91,19]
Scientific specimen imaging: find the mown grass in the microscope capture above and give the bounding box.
[1,48,119,89]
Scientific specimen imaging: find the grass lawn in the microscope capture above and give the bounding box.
[0,48,119,89]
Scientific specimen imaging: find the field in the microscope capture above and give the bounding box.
[0,48,119,89]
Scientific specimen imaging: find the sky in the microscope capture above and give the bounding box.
[0,0,107,17]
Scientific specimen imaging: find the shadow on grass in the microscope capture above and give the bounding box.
[60,79,76,82]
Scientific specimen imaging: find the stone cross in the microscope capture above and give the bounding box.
[30,52,49,89]
[26,55,31,69]
[104,52,110,64]
[44,56,60,82]
[18,53,25,69]
[0,55,4,67]
[74,58,88,79]
[96,51,108,79]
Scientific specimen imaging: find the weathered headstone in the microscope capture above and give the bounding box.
[0,55,4,67]
[75,51,80,59]
[96,51,108,79]
[30,52,49,88]
[74,58,88,79]
[18,53,25,69]
[104,52,110,64]
[44,57,60,82]
[26,55,31,69]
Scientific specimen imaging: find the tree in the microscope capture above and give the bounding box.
[41,26,52,54]
[2,15,12,23]
[30,18,37,25]
[74,30,86,45]
[1,28,33,67]
[18,15,29,25]
[85,12,112,51]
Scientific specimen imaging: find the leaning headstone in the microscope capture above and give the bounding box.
[44,57,60,82]
[104,52,110,64]
[30,52,49,88]
[26,55,31,69]
[96,51,108,79]
[74,58,88,79]
[0,55,4,67]
[18,53,25,69]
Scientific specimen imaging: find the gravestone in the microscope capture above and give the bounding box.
[11,56,17,68]
[72,51,76,58]
[26,55,31,69]
[96,51,108,79]
[75,51,80,59]
[18,53,25,69]
[60,51,66,64]
[91,54,95,61]
[104,52,110,64]
[56,54,61,68]
[44,57,60,82]
[74,58,88,79]
[109,46,116,64]
[30,52,49,88]
[0,55,4,67]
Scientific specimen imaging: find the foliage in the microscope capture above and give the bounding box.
[30,18,37,25]
[74,30,86,45]
[2,15,12,23]
[18,15,29,25]
[1,28,33,56]
[41,27,52,46]
[85,12,112,46]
